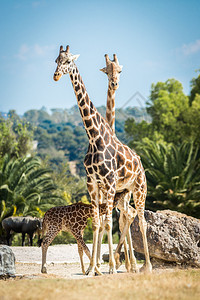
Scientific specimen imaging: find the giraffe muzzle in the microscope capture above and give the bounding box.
[111,81,119,90]
[54,72,62,81]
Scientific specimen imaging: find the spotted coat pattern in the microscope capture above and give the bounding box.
[41,202,106,274]
[41,192,125,274]
[53,45,152,274]
[99,54,139,272]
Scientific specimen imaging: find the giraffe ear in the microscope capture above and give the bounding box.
[100,67,107,74]
[71,54,80,61]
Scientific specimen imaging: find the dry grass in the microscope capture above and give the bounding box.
[0,269,199,300]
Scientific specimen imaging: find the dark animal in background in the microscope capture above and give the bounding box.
[2,216,42,246]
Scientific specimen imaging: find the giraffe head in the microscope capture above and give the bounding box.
[100,54,123,90]
[54,45,80,81]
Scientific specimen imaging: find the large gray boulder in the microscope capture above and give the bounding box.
[131,210,200,267]
[0,245,16,278]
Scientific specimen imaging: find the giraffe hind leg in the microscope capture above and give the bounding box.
[41,229,60,273]
[137,213,152,273]
[114,213,131,272]
[127,225,139,273]
[104,192,117,274]
[133,178,152,273]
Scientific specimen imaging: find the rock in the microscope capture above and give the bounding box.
[102,251,127,263]
[102,250,144,263]
[131,210,200,267]
[0,245,16,278]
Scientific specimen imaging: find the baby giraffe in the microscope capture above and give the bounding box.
[40,192,126,274]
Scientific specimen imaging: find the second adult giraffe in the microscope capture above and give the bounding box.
[54,45,152,275]
[98,54,138,272]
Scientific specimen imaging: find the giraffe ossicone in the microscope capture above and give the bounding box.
[54,45,152,275]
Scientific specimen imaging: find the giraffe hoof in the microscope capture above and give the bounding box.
[140,264,152,273]
[41,266,47,273]
[125,266,131,273]
[114,253,121,270]
[85,266,95,276]
[85,269,91,276]
[116,261,122,270]
[109,267,117,274]
[130,267,139,273]
[95,266,102,275]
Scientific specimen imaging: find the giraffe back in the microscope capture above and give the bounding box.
[42,201,114,235]
[43,203,92,234]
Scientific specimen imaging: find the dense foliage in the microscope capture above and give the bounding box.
[125,71,200,218]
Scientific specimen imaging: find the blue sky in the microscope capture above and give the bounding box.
[0,0,200,115]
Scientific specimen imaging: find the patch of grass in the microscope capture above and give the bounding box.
[0,269,199,300]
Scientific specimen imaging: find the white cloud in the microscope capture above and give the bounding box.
[15,44,56,60]
[181,39,200,55]
[32,1,45,8]
[16,44,29,60]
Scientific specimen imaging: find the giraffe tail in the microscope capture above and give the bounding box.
[37,237,43,247]
[37,218,47,247]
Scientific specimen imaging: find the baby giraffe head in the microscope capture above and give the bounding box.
[54,45,80,81]
[100,54,123,90]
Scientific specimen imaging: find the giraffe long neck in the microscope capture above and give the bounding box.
[106,88,116,134]
[69,65,105,140]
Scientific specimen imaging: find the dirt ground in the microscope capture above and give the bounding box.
[2,245,200,300]
[11,244,128,279]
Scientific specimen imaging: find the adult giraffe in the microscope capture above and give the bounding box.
[98,53,138,272]
[54,45,152,275]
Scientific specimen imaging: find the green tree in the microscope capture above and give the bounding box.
[124,119,154,148]
[189,70,200,104]
[0,117,33,159]
[24,109,51,125]
[136,140,200,218]
[147,79,189,143]
[183,94,200,143]
[0,155,65,226]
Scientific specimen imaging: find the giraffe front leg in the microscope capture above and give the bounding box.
[71,230,91,275]
[85,180,102,276]
[96,191,105,270]
[96,215,105,269]
[41,244,48,274]
[85,222,102,276]
[105,193,117,274]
